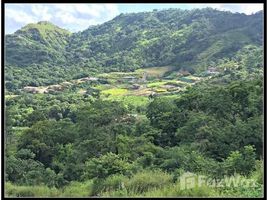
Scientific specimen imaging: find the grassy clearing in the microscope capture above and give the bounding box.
[136,66,176,77]
[93,84,112,91]
[107,95,150,108]
[130,88,153,96]
[101,88,128,96]
[153,88,167,93]
[147,81,167,88]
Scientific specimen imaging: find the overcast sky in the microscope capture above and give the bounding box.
[5,3,263,34]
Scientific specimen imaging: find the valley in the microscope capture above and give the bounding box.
[4,6,264,198]
[20,66,206,97]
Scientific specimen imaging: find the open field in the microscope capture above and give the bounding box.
[11,66,205,100]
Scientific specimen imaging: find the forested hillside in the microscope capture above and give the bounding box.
[5,8,263,90]
[4,7,264,198]
[5,21,71,66]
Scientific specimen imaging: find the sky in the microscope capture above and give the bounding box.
[5,3,263,34]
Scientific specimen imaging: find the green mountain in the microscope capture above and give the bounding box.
[6,8,263,70]
[5,21,71,66]
[4,8,263,90]
[65,8,263,72]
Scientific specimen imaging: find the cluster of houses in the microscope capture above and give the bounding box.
[23,84,67,94]
[23,76,99,94]
[79,77,99,82]
[121,72,147,83]
[22,67,220,96]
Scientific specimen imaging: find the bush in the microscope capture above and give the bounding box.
[84,152,132,179]
[5,182,59,197]
[126,169,172,194]
[143,184,218,197]
[100,174,128,193]
[95,175,129,196]
[62,180,94,197]
[224,145,256,176]
[250,160,264,184]
[218,180,263,198]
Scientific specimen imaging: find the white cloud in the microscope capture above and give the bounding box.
[5,4,120,33]
[192,4,263,15]
[5,3,263,34]
[31,5,53,21]
[5,8,35,24]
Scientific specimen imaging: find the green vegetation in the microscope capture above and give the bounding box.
[101,88,128,96]
[4,7,263,198]
[5,8,263,91]
[5,168,263,197]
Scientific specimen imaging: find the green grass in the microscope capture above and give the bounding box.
[101,88,128,96]
[5,170,263,198]
[100,169,173,197]
[126,170,173,194]
[147,81,167,88]
[5,182,60,197]
[106,95,150,108]
[154,88,167,93]
[93,84,112,91]
[143,183,219,197]
[61,180,94,197]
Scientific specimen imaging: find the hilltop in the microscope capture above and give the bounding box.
[5,21,71,66]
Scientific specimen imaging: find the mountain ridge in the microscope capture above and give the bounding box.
[5,8,263,73]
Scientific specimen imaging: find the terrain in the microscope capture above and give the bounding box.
[4,8,264,197]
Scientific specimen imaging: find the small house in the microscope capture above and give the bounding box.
[178,69,191,76]
[80,77,99,82]
[23,86,40,94]
[122,76,137,83]
[48,85,64,91]
[206,67,219,74]
[130,84,141,90]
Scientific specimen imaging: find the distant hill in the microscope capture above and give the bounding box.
[4,8,263,90]
[5,21,71,66]
[65,8,263,72]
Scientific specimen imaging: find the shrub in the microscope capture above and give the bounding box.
[99,174,128,193]
[5,182,59,197]
[224,145,256,176]
[250,160,264,184]
[84,152,132,179]
[126,169,172,194]
[61,180,94,197]
[142,178,219,197]
[96,175,129,197]
[218,181,263,198]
